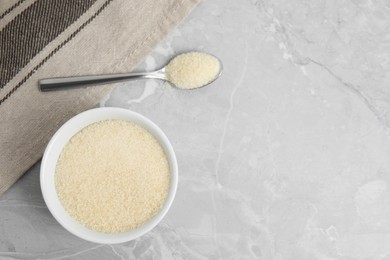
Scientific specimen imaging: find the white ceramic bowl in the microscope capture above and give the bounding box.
[40,107,178,244]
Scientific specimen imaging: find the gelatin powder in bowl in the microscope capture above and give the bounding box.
[55,120,170,233]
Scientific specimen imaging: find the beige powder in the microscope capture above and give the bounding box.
[55,120,170,233]
[166,52,220,89]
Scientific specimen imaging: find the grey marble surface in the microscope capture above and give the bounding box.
[2,0,390,259]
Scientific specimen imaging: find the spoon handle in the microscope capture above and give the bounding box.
[39,71,163,92]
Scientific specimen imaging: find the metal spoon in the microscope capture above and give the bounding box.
[39,52,222,92]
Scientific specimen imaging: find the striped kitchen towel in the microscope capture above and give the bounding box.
[0,0,200,195]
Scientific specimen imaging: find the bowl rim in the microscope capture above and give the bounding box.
[40,107,178,244]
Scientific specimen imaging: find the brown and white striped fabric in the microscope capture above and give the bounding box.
[0,0,200,195]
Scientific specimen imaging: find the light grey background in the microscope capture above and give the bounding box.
[2,0,390,259]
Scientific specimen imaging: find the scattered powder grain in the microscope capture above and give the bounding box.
[166,52,220,89]
[55,120,170,233]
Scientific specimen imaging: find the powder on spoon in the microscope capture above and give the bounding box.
[166,52,220,89]
[55,120,170,233]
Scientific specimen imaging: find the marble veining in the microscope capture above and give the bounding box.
[2,0,390,259]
